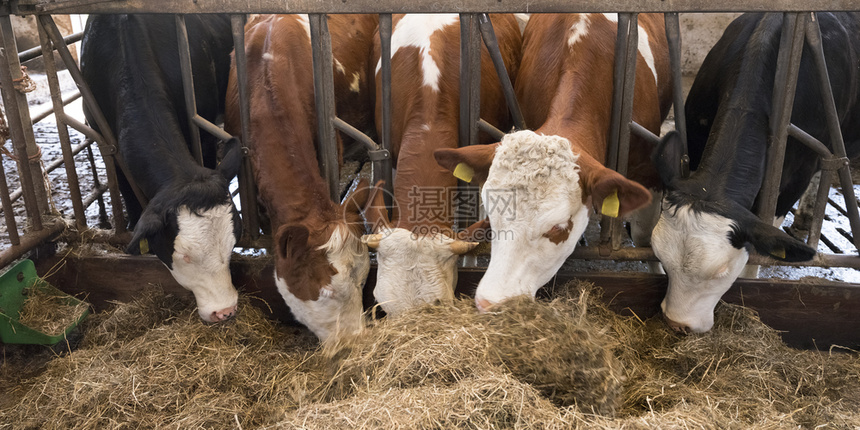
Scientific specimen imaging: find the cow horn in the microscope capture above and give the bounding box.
[361,234,383,249]
[449,240,479,255]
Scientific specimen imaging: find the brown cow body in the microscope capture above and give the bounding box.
[225,14,378,341]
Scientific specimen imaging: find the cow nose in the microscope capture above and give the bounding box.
[475,298,492,313]
[212,304,238,322]
[663,313,691,334]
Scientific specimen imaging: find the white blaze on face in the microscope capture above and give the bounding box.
[372,227,460,317]
[651,204,749,333]
[275,224,370,342]
[170,205,239,322]
[376,14,458,92]
[475,131,589,307]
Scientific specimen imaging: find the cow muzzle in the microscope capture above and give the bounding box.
[207,304,239,322]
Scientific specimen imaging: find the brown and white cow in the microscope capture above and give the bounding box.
[435,13,672,310]
[360,14,522,316]
[225,14,379,341]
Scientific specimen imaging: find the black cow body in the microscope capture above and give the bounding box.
[80,14,243,322]
[650,12,860,333]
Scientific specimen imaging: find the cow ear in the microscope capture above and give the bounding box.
[275,224,310,262]
[456,217,491,242]
[732,217,816,262]
[127,209,175,268]
[218,137,243,181]
[653,130,686,186]
[362,180,391,233]
[433,143,498,185]
[588,167,652,218]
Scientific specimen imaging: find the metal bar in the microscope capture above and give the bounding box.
[606,12,630,170]
[231,14,259,240]
[630,120,660,146]
[477,13,525,131]
[477,118,505,141]
[81,183,108,213]
[20,0,860,15]
[664,12,688,156]
[616,12,638,178]
[757,12,805,224]
[30,91,81,124]
[0,149,20,245]
[192,114,232,141]
[805,12,860,253]
[0,13,46,228]
[18,30,83,63]
[38,18,86,229]
[309,13,339,201]
[806,168,833,249]
[378,13,394,208]
[175,14,204,165]
[787,123,833,159]
[333,117,378,152]
[0,218,65,269]
[84,141,110,229]
[38,14,129,233]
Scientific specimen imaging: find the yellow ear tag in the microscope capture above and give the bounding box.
[139,238,150,254]
[771,247,786,260]
[453,163,474,183]
[601,189,620,218]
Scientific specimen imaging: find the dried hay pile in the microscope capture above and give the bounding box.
[17,285,89,336]
[1,281,859,429]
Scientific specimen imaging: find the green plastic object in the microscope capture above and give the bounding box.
[0,259,90,345]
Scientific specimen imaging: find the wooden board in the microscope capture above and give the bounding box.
[33,254,860,350]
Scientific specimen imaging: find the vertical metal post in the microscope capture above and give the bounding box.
[664,12,688,156]
[758,12,806,224]
[805,12,860,251]
[231,14,260,240]
[0,152,19,245]
[478,13,525,131]
[806,167,832,249]
[378,13,394,208]
[616,13,639,178]
[38,18,86,230]
[459,14,481,266]
[309,13,339,201]
[175,15,204,166]
[38,15,128,233]
[607,13,631,171]
[0,14,47,229]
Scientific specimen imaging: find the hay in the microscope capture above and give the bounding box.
[17,284,89,336]
[1,281,859,429]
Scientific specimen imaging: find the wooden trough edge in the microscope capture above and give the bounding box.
[31,253,860,351]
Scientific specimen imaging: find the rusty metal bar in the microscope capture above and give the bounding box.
[20,0,859,15]
[30,91,81,124]
[477,13,524,131]
[477,118,505,141]
[0,218,66,269]
[758,12,805,224]
[0,150,20,245]
[664,12,688,156]
[38,18,86,229]
[175,15,204,166]
[309,13,340,201]
[378,13,394,208]
[19,30,82,63]
[230,14,259,240]
[805,12,860,253]
[38,14,129,233]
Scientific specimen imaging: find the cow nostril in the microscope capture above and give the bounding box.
[212,304,238,322]
[663,313,691,335]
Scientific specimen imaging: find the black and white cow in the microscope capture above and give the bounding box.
[652,12,860,333]
[81,14,242,322]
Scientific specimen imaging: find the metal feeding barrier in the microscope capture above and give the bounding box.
[0,1,859,275]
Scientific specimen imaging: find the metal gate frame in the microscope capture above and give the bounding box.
[1,1,859,272]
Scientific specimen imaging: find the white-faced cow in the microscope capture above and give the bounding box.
[650,13,860,333]
[225,14,379,341]
[360,14,521,316]
[81,15,242,323]
[435,13,672,311]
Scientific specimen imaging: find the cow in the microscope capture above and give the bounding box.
[80,14,242,323]
[650,12,860,333]
[359,14,522,316]
[225,14,379,341]
[434,13,672,311]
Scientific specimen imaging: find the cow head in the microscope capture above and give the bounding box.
[435,130,651,311]
[126,139,244,323]
[360,181,483,316]
[273,178,373,342]
[652,131,816,333]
